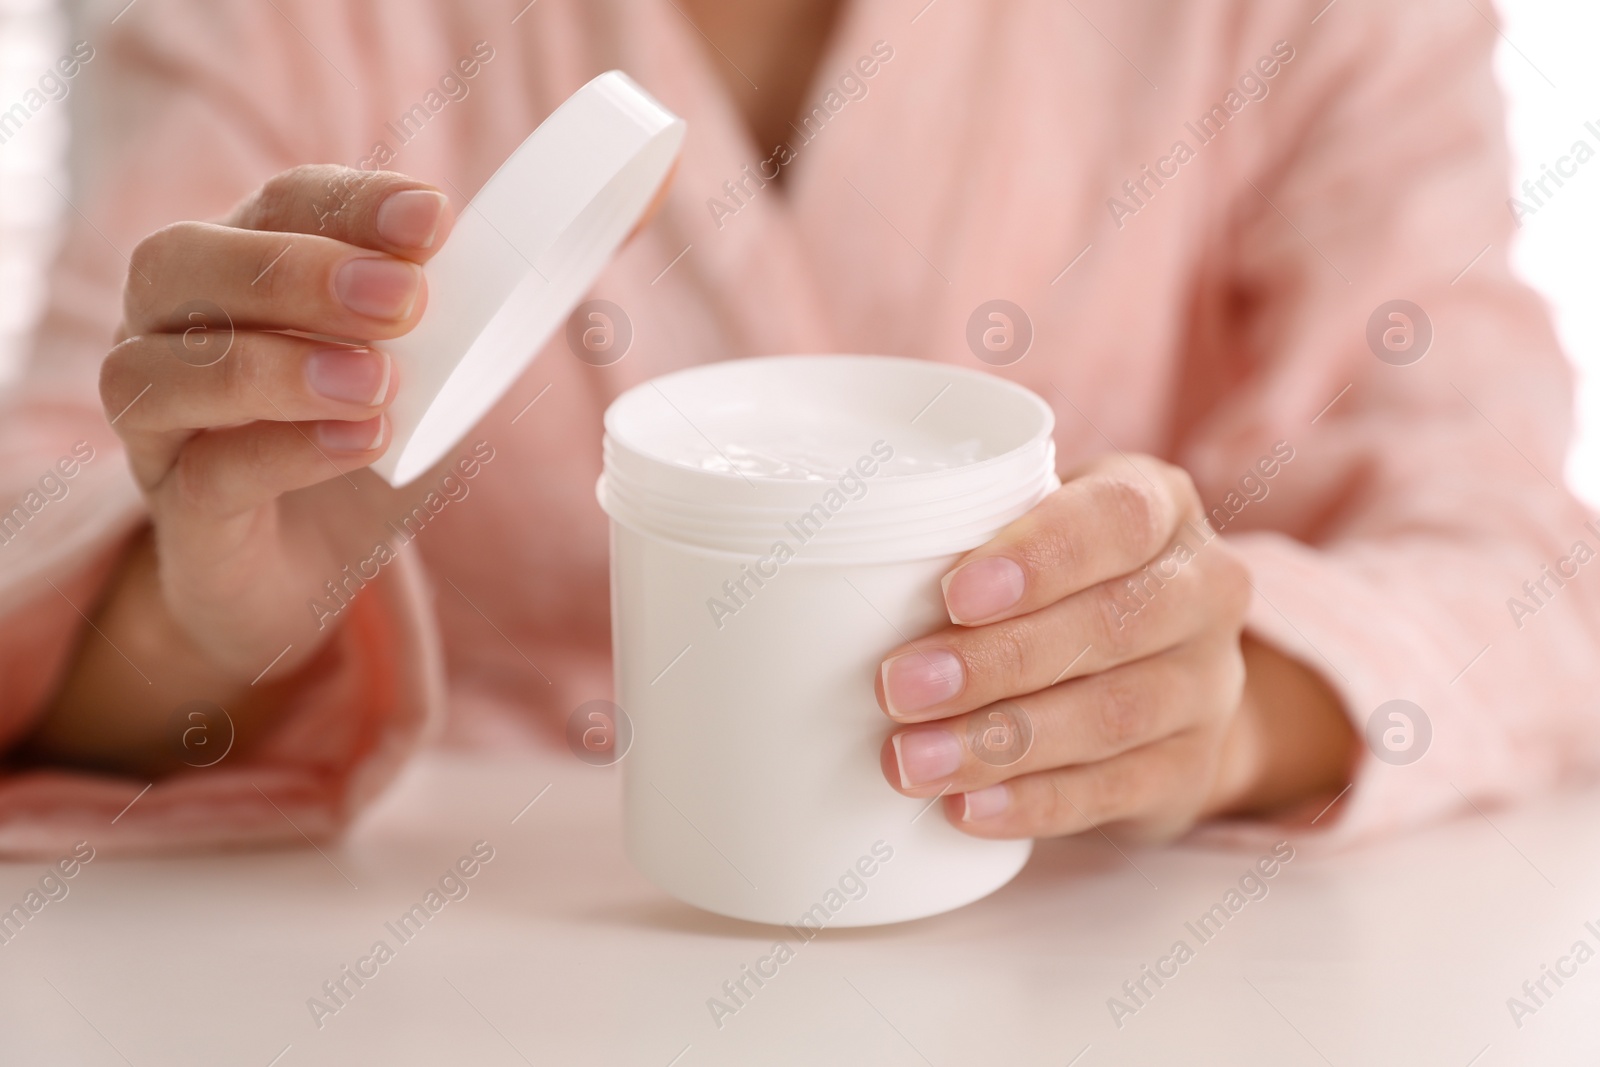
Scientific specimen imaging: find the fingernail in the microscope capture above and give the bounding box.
[892,729,963,788]
[305,347,390,405]
[335,257,420,320]
[962,784,1009,822]
[375,189,448,249]
[881,649,964,718]
[942,557,1026,624]
[316,415,384,452]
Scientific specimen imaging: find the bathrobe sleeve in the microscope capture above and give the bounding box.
[1180,0,1600,843]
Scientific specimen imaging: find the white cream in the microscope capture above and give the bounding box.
[682,423,988,480]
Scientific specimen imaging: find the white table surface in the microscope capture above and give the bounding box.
[2,748,1597,1066]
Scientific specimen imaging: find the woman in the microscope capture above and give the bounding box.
[0,0,1594,853]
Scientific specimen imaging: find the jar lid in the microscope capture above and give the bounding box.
[371,70,686,486]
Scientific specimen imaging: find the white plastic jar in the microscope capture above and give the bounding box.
[598,355,1058,926]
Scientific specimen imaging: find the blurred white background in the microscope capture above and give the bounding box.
[0,0,1596,508]
[1494,0,1600,508]
[0,0,68,388]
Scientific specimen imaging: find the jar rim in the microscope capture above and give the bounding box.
[599,355,1057,559]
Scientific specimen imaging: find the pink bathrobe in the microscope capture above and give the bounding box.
[1,0,1596,854]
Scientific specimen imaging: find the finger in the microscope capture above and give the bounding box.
[125,222,427,340]
[880,638,1243,797]
[103,332,395,488]
[938,454,1203,626]
[221,163,456,260]
[876,537,1250,722]
[152,416,389,521]
[941,729,1223,842]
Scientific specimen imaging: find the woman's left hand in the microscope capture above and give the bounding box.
[875,452,1343,842]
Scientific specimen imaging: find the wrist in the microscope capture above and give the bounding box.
[1206,633,1358,820]
[26,529,263,775]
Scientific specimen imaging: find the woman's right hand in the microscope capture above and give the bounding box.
[98,164,454,682]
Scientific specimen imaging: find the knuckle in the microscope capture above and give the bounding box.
[1164,461,1202,515]
[251,236,330,314]
[168,445,222,517]
[965,619,1037,694]
[98,340,137,419]
[238,423,277,481]
[248,164,394,238]
[248,166,323,229]
[126,228,165,288]
[1012,489,1085,583]
[1091,580,1144,658]
[1216,550,1253,623]
[124,226,175,315]
[1035,777,1077,830]
[1018,775,1073,833]
[1085,758,1144,821]
[1093,669,1153,751]
[1098,474,1165,555]
[125,222,215,325]
[247,241,293,302]
[953,620,1030,697]
[1195,543,1252,625]
[218,336,264,404]
[169,430,267,517]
